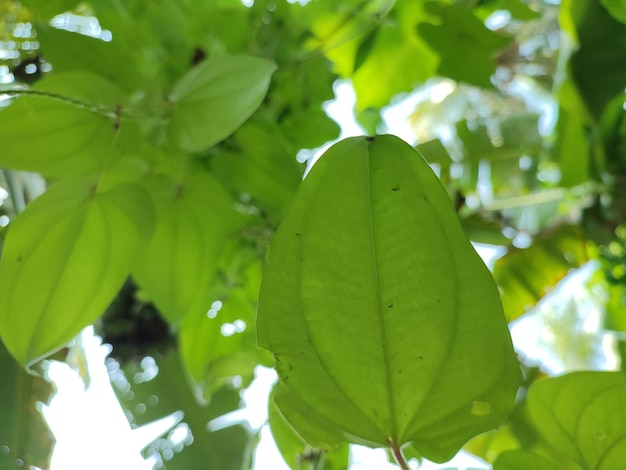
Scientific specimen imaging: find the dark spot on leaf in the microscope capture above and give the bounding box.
[423,195,429,202]
[295,232,301,237]
[365,136,375,142]
[387,303,393,308]
[398,369,402,374]
[419,355,424,360]
[16,255,22,263]
[391,186,400,192]
[288,362,293,371]
[191,47,207,65]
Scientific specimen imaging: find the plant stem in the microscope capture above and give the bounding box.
[389,439,410,470]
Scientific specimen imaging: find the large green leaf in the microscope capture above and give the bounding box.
[527,372,626,469]
[257,135,521,462]
[0,342,54,469]
[0,177,154,366]
[133,170,233,324]
[0,73,123,178]
[168,55,276,152]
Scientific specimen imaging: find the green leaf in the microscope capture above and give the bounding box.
[493,450,558,470]
[601,0,626,24]
[36,25,139,91]
[493,225,589,322]
[168,55,276,152]
[0,177,155,366]
[527,371,626,469]
[209,122,304,216]
[281,110,341,150]
[133,170,233,324]
[0,341,54,469]
[20,0,80,18]
[112,351,253,470]
[257,135,521,462]
[269,384,350,469]
[569,0,626,119]
[418,4,510,88]
[179,260,264,392]
[0,73,122,178]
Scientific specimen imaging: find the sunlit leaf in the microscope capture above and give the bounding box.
[493,225,589,322]
[258,135,521,462]
[493,450,558,470]
[0,73,123,178]
[601,0,626,24]
[0,177,154,366]
[133,170,233,324]
[168,55,276,152]
[527,371,626,469]
[0,342,54,469]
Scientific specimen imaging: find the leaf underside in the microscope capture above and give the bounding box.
[257,135,521,462]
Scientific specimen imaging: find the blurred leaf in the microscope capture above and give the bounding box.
[569,0,626,119]
[556,107,590,187]
[493,450,558,470]
[0,73,123,178]
[113,351,252,470]
[418,4,510,87]
[37,24,139,91]
[493,225,589,322]
[527,371,626,469]
[601,0,626,24]
[461,213,510,245]
[258,135,520,462]
[0,177,154,366]
[168,55,276,152]
[210,122,304,216]
[282,110,340,150]
[352,1,437,109]
[179,258,267,392]
[20,0,80,18]
[416,139,452,171]
[0,341,54,469]
[133,170,233,324]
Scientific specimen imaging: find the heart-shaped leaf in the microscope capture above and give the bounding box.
[0,177,154,366]
[257,135,521,462]
[168,55,276,152]
[527,371,626,469]
[133,171,233,324]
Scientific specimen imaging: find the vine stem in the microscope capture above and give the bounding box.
[389,439,410,470]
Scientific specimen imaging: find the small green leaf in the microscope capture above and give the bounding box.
[168,55,276,152]
[527,371,626,469]
[258,135,521,462]
[133,170,233,324]
[0,177,155,366]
